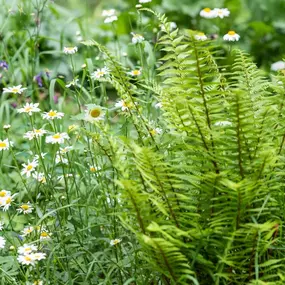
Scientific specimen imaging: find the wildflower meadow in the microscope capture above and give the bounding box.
[1,0,285,284]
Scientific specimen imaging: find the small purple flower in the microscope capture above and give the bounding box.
[53,95,59,104]
[0,61,8,70]
[34,72,43,87]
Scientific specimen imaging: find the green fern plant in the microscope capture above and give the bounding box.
[81,11,285,285]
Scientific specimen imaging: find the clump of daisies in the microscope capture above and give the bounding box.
[17,243,46,266]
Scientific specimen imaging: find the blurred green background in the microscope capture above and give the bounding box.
[55,0,285,68]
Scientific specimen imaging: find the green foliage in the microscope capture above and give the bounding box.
[1,0,285,284]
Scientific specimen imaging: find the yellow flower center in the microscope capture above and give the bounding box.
[97,71,105,76]
[27,165,33,171]
[90,167,96,172]
[66,47,74,51]
[0,142,7,148]
[24,247,31,252]
[25,107,32,112]
[52,134,61,139]
[0,191,7,197]
[113,239,120,245]
[48,111,57,117]
[35,129,41,133]
[24,256,32,261]
[21,204,30,210]
[197,32,205,36]
[27,229,33,233]
[90,108,101,118]
[133,70,140,75]
[5,197,11,204]
[150,129,157,136]
[228,31,236,36]
[40,177,46,183]
[41,232,48,237]
[11,87,19,93]
[203,8,211,12]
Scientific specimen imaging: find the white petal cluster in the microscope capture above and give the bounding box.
[46,133,70,144]
[200,7,230,19]
[63,46,78,54]
[17,103,41,116]
[3,85,27,94]
[223,31,240,41]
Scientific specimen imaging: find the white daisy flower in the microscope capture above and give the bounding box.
[0,221,4,231]
[129,69,141,76]
[0,236,6,249]
[89,165,101,172]
[23,131,36,140]
[194,32,207,41]
[21,226,34,236]
[223,31,240,41]
[63,46,78,55]
[17,254,37,266]
[271,61,285,71]
[91,67,109,79]
[1,194,16,211]
[59,146,73,154]
[131,33,144,44]
[102,9,116,17]
[42,110,64,120]
[199,8,217,19]
[155,102,162,109]
[3,124,11,130]
[21,159,38,178]
[66,78,79,88]
[0,138,13,151]
[32,172,47,184]
[39,229,52,240]
[0,190,10,199]
[139,0,151,3]
[150,128,163,136]
[104,16,118,23]
[214,8,230,18]
[31,252,46,261]
[84,106,105,123]
[17,202,34,214]
[110,238,122,246]
[18,244,38,255]
[33,128,47,137]
[17,103,40,116]
[3,85,27,94]
[115,100,131,111]
[46,133,70,144]
[55,153,68,165]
